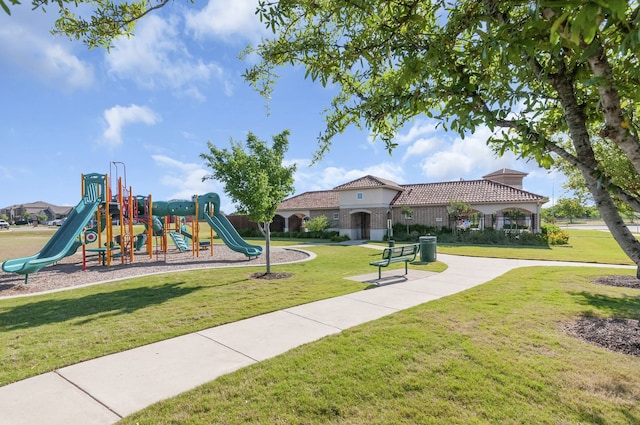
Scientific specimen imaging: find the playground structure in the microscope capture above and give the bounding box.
[2,164,262,282]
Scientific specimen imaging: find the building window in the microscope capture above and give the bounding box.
[333,212,339,220]
[356,192,363,200]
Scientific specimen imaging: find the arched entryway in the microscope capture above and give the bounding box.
[351,211,371,240]
[274,213,306,233]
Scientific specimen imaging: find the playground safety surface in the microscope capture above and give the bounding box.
[0,245,311,298]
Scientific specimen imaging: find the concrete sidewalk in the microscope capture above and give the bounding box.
[0,253,633,425]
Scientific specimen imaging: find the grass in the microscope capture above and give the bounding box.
[1,227,639,423]
[436,228,636,265]
[121,266,640,424]
[0,228,56,261]
[0,245,445,386]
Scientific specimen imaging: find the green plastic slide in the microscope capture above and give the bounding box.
[2,198,101,279]
[204,212,262,258]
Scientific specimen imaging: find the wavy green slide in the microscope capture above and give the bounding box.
[204,212,263,258]
[2,198,100,280]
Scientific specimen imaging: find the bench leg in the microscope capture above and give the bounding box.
[378,266,382,280]
[404,260,408,276]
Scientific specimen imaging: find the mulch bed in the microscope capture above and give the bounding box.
[591,275,640,289]
[563,274,640,357]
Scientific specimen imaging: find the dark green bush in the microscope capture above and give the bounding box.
[238,228,263,238]
[391,222,550,246]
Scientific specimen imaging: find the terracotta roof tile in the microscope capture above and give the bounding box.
[278,190,338,210]
[482,168,528,178]
[393,179,547,205]
[333,175,403,191]
[278,173,548,211]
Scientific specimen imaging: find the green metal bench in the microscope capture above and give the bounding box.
[369,244,419,279]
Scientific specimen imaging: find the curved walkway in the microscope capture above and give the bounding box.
[0,252,634,425]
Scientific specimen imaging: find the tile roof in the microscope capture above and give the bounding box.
[278,190,339,210]
[482,168,528,179]
[392,179,547,206]
[333,175,404,191]
[278,172,548,211]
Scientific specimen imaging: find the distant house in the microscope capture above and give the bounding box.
[275,169,549,240]
[0,201,72,224]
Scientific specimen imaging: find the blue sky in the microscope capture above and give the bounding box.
[0,1,563,213]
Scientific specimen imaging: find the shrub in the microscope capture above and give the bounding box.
[541,224,570,245]
[306,216,330,235]
[546,231,570,245]
[238,228,263,238]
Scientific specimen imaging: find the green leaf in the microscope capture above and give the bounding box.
[549,11,570,45]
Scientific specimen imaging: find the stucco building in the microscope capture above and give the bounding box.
[275,169,548,240]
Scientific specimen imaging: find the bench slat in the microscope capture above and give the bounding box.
[369,244,419,279]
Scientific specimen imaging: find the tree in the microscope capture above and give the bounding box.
[554,198,586,224]
[401,205,414,235]
[200,130,296,275]
[305,215,329,237]
[541,207,555,224]
[1,0,173,49]
[245,0,640,277]
[556,143,640,216]
[447,200,472,233]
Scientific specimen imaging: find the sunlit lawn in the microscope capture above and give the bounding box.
[122,266,640,424]
[0,244,444,386]
[436,228,636,265]
[1,226,639,423]
[0,228,56,261]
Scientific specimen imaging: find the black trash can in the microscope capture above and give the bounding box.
[419,235,437,262]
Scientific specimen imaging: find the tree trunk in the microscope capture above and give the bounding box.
[264,222,271,274]
[583,173,640,278]
[587,44,640,177]
[548,62,640,278]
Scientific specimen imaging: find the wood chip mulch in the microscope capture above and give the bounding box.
[563,274,640,357]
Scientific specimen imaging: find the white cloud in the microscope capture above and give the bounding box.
[395,121,439,145]
[106,14,224,99]
[0,18,94,90]
[402,137,443,162]
[413,126,521,181]
[102,105,160,147]
[185,0,267,42]
[291,161,406,194]
[152,155,223,203]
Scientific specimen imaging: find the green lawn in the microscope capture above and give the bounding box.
[1,228,638,423]
[0,228,56,262]
[122,266,640,424]
[0,245,444,385]
[436,228,636,265]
